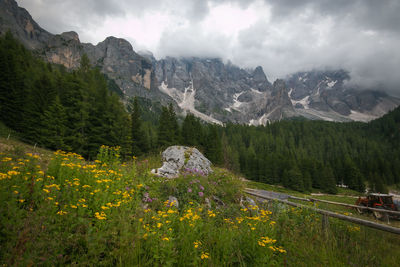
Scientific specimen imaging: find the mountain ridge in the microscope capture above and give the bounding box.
[1,0,399,124]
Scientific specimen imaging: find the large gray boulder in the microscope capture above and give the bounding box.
[152,146,212,178]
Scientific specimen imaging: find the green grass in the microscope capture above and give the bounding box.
[248,179,400,228]
[1,140,400,266]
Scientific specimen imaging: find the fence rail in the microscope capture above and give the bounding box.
[244,189,400,235]
[287,195,400,216]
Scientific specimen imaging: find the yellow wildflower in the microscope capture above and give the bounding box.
[207,210,216,217]
[194,240,202,248]
[95,212,107,220]
[201,252,209,259]
[57,210,68,215]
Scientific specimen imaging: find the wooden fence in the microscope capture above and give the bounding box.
[288,195,400,216]
[244,189,400,235]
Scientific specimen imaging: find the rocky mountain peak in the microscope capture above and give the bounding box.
[101,36,133,51]
[60,31,80,42]
[0,0,51,49]
[1,0,399,125]
[252,66,267,82]
[272,79,286,92]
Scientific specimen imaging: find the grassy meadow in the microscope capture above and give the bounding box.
[1,139,400,266]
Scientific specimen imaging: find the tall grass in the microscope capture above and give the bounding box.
[0,144,399,266]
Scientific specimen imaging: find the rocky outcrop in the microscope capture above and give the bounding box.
[152,146,212,178]
[0,0,51,49]
[0,0,170,102]
[39,33,164,98]
[287,70,400,122]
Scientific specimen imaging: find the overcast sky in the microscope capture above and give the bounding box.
[17,0,400,95]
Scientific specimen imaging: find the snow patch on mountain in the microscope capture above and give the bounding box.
[348,110,378,122]
[249,113,270,126]
[295,109,338,122]
[327,80,337,88]
[179,78,195,111]
[225,91,246,113]
[291,95,310,109]
[159,81,183,103]
[232,92,244,110]
[159,80,223,125]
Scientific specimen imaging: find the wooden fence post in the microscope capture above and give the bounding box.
[322,214,329,234]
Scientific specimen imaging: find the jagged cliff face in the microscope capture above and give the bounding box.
[154,57,294,124]
[287,70,400,122]
[40,32,162,98]
[0,0,165,101]
[1,0,399,124]
[0,0,51,49]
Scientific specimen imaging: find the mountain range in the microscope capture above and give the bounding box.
[1,0,399,124]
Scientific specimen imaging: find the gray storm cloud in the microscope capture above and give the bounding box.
[16,0,400,96]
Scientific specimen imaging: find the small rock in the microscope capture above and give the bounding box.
[167,196,179,208]
[240,196,258,209]
[212,196,225,207]
[205,198,212,209]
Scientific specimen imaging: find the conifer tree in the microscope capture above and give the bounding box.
[157,106,171,147]
[320,164,338,194]
[205,125,223,165]
[182,113,203,147]
[158,104,180,148]
[131,97,145,156]
[168,103,180,144]
[62,74,89,156]
[41,96,69,150]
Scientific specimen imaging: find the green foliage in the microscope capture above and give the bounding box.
[221,113,400,193]
[131,97,149,156]
[40,96,69,151]
[0,34,130,159]
[182,113,204,147]
[96,145,121,168]
[157,104,180,148]
[204,125,223,165]
[1,147,399,266]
